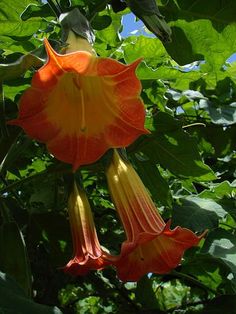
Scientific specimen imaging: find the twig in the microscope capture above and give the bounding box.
[182,122,206,129]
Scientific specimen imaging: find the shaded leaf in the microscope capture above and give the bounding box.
[21,3,54,21]
[0,0,47,37]
[0,220,31,296]
[201,228,236,282]
[139,112,216,181]
[0,54,43,82]
[0,134,32,175]
[160,0,236,66]
[181,253,234,292]
[172,196,226,232]
[0,272,62,314]
[91,15,112,30]
[134,157,172,207]
[136,276,159,310]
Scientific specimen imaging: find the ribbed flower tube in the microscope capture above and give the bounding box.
[64,182,112,275]
[106,150,206,281]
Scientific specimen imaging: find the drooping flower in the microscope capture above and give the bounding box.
[9,32,148,170]
[106,149,206,282]
[64,181,112,275]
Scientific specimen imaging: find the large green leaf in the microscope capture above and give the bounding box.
[139,112,216,181]
[191,125,236,158]
[123,35,169,66]
[0,220,31,296]
[21,3,54,21]
[181,253,235,292]
[133,158,172,207]
[136,276,160,311]
[0,0,47,37]
[0,272,62,314]
[95,11,122,47]
[172,196,227,232]
[201,228,236,282]
[160,0,236,66]
[0,54,42,81]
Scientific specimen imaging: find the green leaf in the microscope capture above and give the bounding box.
[201,228,236,282]
[0,54,43,82]
[208,102,236,125]
[0,0,47,37]
[140,112,216,181]
[123,35,169,66]
[198,182,236,220]
[136,276,159,310]
[160,0,236,67]
[199,181,236,200]
[95,11,122,47]
[0,134,32,175]
[181,253,234,292]
[91,15,112,30]
[172,196,227,232]
[0,272,62,314]
[192,125,236,157]
[202,100,236,125]
[29,212,71,266]
[133,158,172,207]
[21,3,54,21]
[0,220,31,296]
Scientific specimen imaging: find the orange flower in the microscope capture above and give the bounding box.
[106,150,206,282]
[9,33,148,170]
[64,182,112,275]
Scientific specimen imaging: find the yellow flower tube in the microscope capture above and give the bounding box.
[64,181,112,275]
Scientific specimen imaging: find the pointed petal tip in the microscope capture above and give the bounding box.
[130,57,143,70]
[43,38,56,58]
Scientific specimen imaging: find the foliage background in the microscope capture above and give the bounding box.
[0,0,236,313]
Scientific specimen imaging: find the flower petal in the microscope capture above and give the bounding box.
[115,221,205,282]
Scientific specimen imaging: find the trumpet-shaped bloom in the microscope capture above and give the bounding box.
[9,37,148,170]
[64,182,112,275]
[106,150,206,282]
